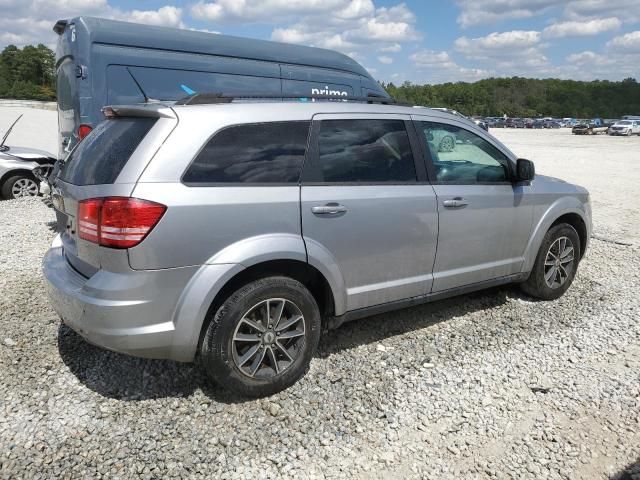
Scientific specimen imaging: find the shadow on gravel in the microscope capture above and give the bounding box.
[57,324,250,405]
[58,286,514,404]
[45,220,58,232]
[317,285,513,357]
[612,458,640,480]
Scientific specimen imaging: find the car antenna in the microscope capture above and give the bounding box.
[0,114,22,152]
[125,67,164,103]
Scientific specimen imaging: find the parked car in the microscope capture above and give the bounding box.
[0,115,56,200]
[43,98,591,397]
[505,117,524,128]
[608,120,640,136]
[572,118,609,135]
[543,121,561,129]
[472,117,489,131]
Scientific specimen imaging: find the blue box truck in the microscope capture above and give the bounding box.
[53,16,388,158]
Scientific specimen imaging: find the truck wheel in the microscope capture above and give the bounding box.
[1,174,39,199]
[521,224,581,301]
[200,276,321,397]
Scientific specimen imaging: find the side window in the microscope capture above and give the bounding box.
[315,119,416,183]
[419,121,511,184]
[183,121,310,184]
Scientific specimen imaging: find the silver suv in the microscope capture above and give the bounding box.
[43,99,591,396]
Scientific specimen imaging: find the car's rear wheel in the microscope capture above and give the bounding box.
[521,223,581,300]
[200,276,321,397]
[1,174,39,199]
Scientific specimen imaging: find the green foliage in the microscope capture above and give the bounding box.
[0,44,56,101]
[384,77,640,118]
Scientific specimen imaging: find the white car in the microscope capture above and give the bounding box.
[0,115,56,199]
[608,120,640,136]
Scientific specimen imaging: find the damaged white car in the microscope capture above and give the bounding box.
[0,115,56,200]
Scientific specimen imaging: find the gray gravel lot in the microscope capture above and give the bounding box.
[1,129,639,479]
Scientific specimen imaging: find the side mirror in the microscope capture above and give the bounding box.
[516,158,535,182]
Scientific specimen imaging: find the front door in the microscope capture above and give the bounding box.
[301,115,439,312]
[413,119,533,292]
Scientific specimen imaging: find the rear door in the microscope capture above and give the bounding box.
[300,114,438,312]
[413,118,533,292]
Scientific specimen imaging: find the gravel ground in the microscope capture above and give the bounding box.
[1,129,639,479]
[492,128,640,245]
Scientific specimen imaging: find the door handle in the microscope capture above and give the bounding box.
[442,197,469,208]
[311,203,347,215]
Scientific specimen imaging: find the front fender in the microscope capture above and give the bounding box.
[522,197,591,273]
[0,158,40,179]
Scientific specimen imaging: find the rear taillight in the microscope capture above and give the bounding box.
[77,198,102,244]
[77,124,92,140]
[78,197,166,249]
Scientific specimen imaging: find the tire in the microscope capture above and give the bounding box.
[200,276,321,397]
[521,223,581,300]
[1,174,39,200]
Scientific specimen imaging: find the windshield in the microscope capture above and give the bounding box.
[617,121,631,125]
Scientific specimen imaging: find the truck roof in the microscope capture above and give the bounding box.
[54,16,372,78]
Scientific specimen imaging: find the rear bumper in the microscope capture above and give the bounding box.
[42,237,199,361]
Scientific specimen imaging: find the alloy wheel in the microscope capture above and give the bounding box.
[11,178,38,198]
[232,298,306,379]
[544,236,575,289]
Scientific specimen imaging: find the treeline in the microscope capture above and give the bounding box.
[0,45,56,101]
[384,77,640,118]
[2,42,640,117]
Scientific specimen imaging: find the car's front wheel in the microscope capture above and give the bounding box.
[1,174,39,199]
[521,223,581,300]
[200,276,321,397]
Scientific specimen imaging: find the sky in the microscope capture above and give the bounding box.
[1,0,639,85]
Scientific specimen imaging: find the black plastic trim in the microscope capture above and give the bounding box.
[326,272,529,329]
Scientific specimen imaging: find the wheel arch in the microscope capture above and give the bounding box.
[550,213,587,260]
[0,168,36,186]
[522,199,590,273]
[193,259,336,358]
[168,232,347,362]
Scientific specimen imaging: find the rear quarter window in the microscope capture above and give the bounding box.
[59,117,157,186]
[182,121,310,184]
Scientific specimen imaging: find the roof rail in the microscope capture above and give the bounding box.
[174,92,408,106]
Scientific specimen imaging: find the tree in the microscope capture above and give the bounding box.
[0,44,56,101]
[387,77,640,118]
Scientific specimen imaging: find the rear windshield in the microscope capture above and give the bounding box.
[59,117,157,185]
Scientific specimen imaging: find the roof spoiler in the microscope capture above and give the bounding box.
[102,105,175,119]
[53,20,68,35]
